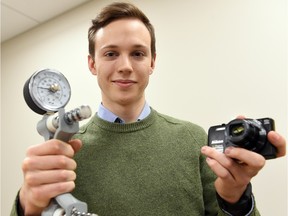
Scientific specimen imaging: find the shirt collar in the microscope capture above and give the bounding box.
[97,102,151,123]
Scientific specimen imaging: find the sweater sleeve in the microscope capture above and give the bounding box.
[10,204,19,216]
[10,191,22,216]
[185,122,219,215]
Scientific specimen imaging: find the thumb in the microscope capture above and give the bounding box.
[69,139,83,153]
[268,131,286,157]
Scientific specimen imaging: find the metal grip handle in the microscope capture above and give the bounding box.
[38,106,94,216]
[41,194,88,216]
[37,106,91,142]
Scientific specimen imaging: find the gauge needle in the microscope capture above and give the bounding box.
[38,84,60,92]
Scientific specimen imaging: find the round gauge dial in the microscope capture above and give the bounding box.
[23,68,71,114]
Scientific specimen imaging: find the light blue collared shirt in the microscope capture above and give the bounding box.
[97,102,151,123]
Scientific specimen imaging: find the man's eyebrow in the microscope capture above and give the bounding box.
[100,44,118,50]
[133,44,149,50]
[100,44,149,50]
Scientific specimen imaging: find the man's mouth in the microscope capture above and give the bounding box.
[112,79,136,87]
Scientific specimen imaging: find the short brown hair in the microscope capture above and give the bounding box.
[88,2,156,59]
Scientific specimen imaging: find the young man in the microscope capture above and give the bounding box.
[11,2,286,216]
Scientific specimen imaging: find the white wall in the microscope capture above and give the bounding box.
[1,0,287,215]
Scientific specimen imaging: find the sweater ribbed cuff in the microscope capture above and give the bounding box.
[216,183,254,216]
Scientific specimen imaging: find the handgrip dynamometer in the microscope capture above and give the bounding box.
[23,69,97,216]
[39,106,97,216]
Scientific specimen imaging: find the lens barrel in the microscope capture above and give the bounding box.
[226,119,266,151]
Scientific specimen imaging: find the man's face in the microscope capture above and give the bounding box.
[88,19,155,108]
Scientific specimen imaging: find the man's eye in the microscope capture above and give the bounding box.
[105,51,117,57]
[133,51,145,57]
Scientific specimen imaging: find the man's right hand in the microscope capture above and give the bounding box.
[19,139,82,216]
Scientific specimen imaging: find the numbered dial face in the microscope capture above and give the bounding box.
[24,69,71,114]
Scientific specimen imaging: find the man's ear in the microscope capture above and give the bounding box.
[150,53,156,75]
[88,55,97,75]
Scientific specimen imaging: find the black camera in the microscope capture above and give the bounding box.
[207,118,277,160]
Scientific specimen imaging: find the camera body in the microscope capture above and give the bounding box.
[207,118,277,160]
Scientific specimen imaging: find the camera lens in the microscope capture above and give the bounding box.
[226,119,266,151]
[231,124,245,137]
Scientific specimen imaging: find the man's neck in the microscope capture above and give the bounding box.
[102,99,146,123]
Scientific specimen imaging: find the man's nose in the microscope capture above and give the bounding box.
[117,55,133,73]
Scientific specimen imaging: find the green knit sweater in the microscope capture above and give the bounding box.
[10,109,260,216]
[72,109,257,216]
